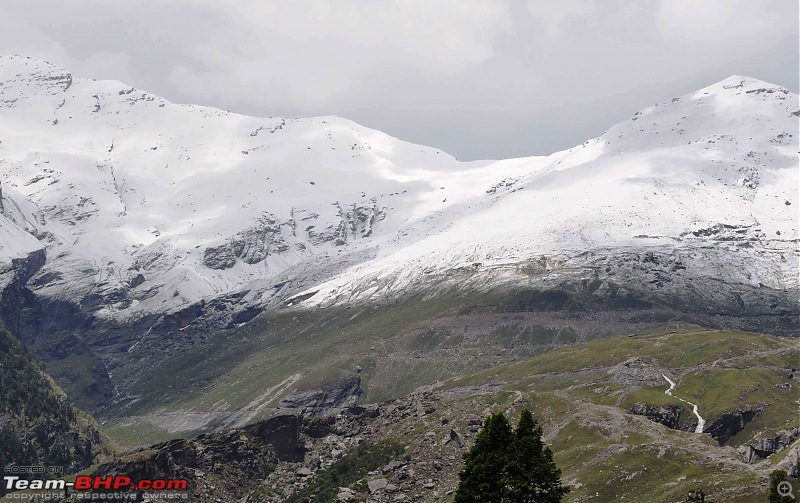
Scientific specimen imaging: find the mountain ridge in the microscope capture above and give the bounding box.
[0,54,797,414]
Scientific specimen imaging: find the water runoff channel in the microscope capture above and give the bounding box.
[662,374,705,433]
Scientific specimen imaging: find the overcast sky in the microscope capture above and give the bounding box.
[2,0,797,160]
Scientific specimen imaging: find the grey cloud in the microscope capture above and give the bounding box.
[0,0,796,160]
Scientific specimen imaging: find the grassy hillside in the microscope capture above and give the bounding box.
[439,326,799,501]
[261,325,797,502]
[26,324,794,502]
[99,287,723,448]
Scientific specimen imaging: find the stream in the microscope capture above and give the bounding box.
[662,374,705,433]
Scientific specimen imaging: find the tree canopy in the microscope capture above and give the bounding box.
[454,409,569,502]
[769,470,796,503]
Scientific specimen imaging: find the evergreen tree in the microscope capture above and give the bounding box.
[506,409,569,502]
[454,412,514,502]
[454,409,569,502]
[769,470,796,503]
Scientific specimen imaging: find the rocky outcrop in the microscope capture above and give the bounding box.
[255,389,483,502]
[202,244,237,270]
[610,357,671,386]
[705,406,764,445]
[303,199,387,246]
[278,376,362,416]
[301,405,380,439]
[91,415,303,501]
[629,400,703,433]
[10,248,46,286]
[241,415,305,462]
[630,402,686,430]
[343,199,386,239]
[232,213,291,264]
[752,428,800,457]
[202,213,300,270]
[777,446,800,478]
[739,427,800,463]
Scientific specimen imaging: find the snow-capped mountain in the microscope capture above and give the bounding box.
[0,54,498,319]
[303,77,798,309]
[0,55,797,408]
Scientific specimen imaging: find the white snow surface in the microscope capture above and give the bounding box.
[0,54,797,319]
[0,190,42,263]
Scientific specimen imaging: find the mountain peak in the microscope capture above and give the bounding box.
[0,55,797,428]
[0,53,69,77]
[0,54,73,104]
[701,74,790,95]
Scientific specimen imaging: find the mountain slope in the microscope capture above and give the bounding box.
[0,54,503,320]
[1,56,796,319]
[271,326,799,503]
[73,326,800,503]
[303,76,798,310]
[0,321,116,496]
[0,55,797,414]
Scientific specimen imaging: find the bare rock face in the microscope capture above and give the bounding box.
[777,445,800,478]
[202,244,237,270]
[241,415,305,462]
[202,213,298,270]
[278,376,362,417]
[704,407,764,445]
[302,415,337,438]
[302,199,387,247]
[344,199,386,239]
[10,249,46,286]
[231,213,291,264]
[739,427,800,463]
[90,415,303,501]
[738,445,758,464]
[630,402,686,430]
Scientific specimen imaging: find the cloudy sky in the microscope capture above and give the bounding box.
[2,0,797,160]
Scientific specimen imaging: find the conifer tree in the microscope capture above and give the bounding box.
[454,409,569,502]
[454,412,514,502]
[769,470,796,503]
[506,409,570,502]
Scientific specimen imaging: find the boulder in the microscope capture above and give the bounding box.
[738,445,757,464]
[368,478,389,494]
[449,429,464,447]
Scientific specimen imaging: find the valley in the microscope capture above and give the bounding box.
[0,54,797,502]
[16,325,795,503]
